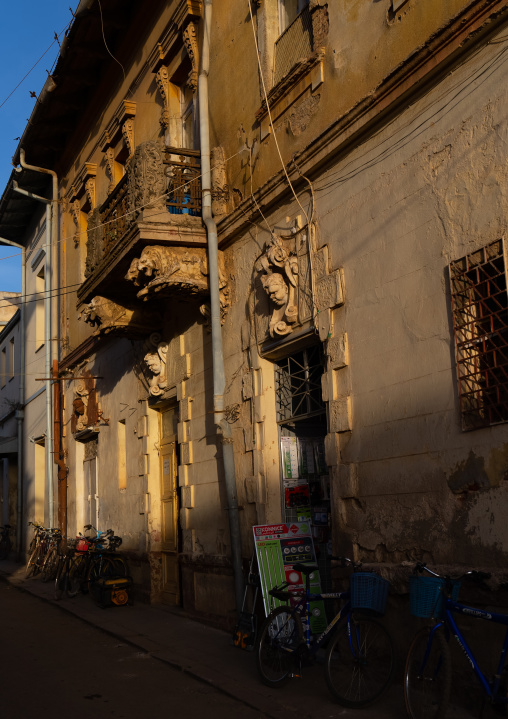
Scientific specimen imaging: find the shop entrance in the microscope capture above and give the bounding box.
[275,345,330,563]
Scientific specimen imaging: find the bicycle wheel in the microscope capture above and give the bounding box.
[41,546,59,582]
[256,605,304,687]
[26,544,41,578]
[54,556,69,600]
[404,625,451,719]
[67,555,88,597]
[325,615,394,707]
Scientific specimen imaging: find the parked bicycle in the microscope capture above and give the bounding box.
[56,525,128,601]
[256,556,394,707]
[404,562,506,719]
[0,524,12,560]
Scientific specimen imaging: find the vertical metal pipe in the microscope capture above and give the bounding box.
[199,0,244,616]
[17,151,58,529]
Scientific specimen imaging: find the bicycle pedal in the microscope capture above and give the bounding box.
[289,673,302,679]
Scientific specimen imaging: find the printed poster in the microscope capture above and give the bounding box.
[253,521,327,634]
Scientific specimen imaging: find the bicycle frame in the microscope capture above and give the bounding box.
[436,598,508,703]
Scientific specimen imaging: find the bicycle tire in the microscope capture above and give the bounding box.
[54,557,69,600]
[26,544,41,578]
[325,614,394,707]
[256,605,304,687]
[41,546,59,582]
[404,625,451,719]
[67,555,88,597]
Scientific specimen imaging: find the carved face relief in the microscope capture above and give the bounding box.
[256,234,300,338]
[261,272,288,306]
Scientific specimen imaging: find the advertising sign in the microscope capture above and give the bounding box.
[253,522,327,634]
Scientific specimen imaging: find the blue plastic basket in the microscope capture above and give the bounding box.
[409,575,461,619]
[350,572,389,616]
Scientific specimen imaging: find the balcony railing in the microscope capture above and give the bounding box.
[85,142,202,279]
[164,147,201,217]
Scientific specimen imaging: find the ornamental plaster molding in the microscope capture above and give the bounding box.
[155,66,171,130]
[182,21,199,91]
[85,208,104,278]
[122,118,135,159]
[211,146,229,216]
[85,177,96,211]
[256,234,299,338]
[104,148,116,194]
[126,245,209,300]
[80,296,162,339]
[127,141,167,219]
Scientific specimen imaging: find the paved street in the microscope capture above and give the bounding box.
[0,582,265,719]
[0,563,493,719]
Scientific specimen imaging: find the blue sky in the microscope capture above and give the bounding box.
[0,1,75,292]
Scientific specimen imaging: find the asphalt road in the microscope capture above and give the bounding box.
[0,582,265,719]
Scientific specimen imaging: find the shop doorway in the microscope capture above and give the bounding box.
[275,345,330,565]
[159,404,181,605]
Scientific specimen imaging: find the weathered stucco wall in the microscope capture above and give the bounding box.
[308,24,508,565]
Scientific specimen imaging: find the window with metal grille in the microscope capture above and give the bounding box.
[449,238,508,430]
[273,2,313,86]
[275,345,326,423]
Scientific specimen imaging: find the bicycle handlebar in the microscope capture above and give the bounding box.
[414,562,491,583]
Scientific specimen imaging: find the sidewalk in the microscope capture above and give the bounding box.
[0,559,407,718]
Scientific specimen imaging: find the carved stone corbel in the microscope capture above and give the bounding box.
[105,148,116,194]
[70,200,81,229]
[155,66,171,130]
[122,118,135,160]
[80,296,162,339]
[256,235,299,338]
[125,245,209,300]
[183,21,199,91]
[85,177,96,211]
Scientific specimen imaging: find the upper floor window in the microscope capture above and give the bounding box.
[449,238,508,430]
[9,338,14,380]
[279,0,309,34]
[274,0,312,86]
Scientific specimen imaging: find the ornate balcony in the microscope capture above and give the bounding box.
[78,141,207,307]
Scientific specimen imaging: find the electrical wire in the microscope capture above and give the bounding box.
[247,0,311,227]
[0,18,73,113]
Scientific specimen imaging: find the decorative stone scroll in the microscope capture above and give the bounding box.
[256,234,299,338]
[127,141,167,219]
[80,296,162,339]
[182,21,199,91]
[155,66,171,130]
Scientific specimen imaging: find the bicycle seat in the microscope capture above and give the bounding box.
[292,562,318,575]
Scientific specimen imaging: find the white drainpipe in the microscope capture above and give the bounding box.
[199,0,244,616]
[14,151,58,529]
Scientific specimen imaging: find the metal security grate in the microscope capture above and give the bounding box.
[449,239,508,430]
[275,346,325,423]
[273,5,313,86]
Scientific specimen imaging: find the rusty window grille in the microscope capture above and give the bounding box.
[275,345,326,423]
[273,4,313,87]
[164,147,201,217]
[449,238,508,430]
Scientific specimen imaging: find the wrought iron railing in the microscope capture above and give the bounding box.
[101,172,131,256]
[164,146,201,217]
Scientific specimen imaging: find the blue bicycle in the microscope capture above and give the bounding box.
[256,556,394,707]
[404,563,508,718]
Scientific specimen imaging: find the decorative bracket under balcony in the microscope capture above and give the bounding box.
[80,296,162,339]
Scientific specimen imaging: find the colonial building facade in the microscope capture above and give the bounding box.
[0,0,507,626]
